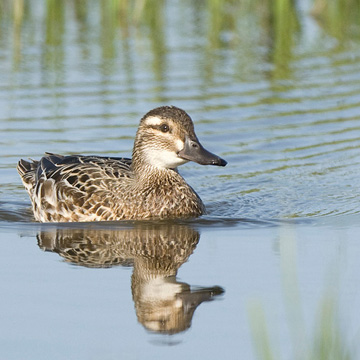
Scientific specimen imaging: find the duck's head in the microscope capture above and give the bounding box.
[132,106,227,170]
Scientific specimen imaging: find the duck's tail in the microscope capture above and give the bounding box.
[17,158,39,195]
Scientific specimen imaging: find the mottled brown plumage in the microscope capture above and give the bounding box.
[17,106,227,222]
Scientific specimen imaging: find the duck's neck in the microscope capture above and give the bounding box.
[133,162,180,185]
[132,145,181,184]
[131,156,179,188]
[131,146,205,218]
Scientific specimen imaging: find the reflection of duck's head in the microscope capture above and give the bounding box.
[126,225,224,335]
[132,269,224,334]
[37,222,224,334]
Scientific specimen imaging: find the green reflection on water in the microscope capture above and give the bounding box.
[1,0,360,220]
[269,0,300,80]
[312,0,360,40]
[44,0,65,71]
[248,226,355,360]
[2,0,360,75]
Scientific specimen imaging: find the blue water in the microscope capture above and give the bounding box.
[1,0,360,358]
[1,219,360,359]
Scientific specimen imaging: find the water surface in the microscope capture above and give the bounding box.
[1,0,360,359]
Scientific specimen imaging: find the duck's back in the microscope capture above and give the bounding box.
[17,153,205,222]
[17,154,134,222]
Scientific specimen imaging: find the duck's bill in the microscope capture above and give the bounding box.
[178,136,227,167]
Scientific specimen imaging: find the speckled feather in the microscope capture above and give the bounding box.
[18,153,204,222]
[16,106,224,223]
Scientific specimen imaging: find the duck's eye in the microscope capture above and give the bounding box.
[159,124,170,133]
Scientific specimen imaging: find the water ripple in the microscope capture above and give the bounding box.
[1,1,360,223]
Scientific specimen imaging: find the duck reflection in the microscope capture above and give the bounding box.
[37,223,224,334]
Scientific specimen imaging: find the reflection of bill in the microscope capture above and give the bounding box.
[37,223,224,334]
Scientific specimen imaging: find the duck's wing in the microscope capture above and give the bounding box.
[36,153,132,181]
[17,154,133,221]
[18,153,132,190]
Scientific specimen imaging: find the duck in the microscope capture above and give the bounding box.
[17,105,227,222]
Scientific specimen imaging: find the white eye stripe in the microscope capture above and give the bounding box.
[143,116,163,126]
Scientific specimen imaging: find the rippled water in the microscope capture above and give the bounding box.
[1,2,360,222]
[1,0,360,359]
